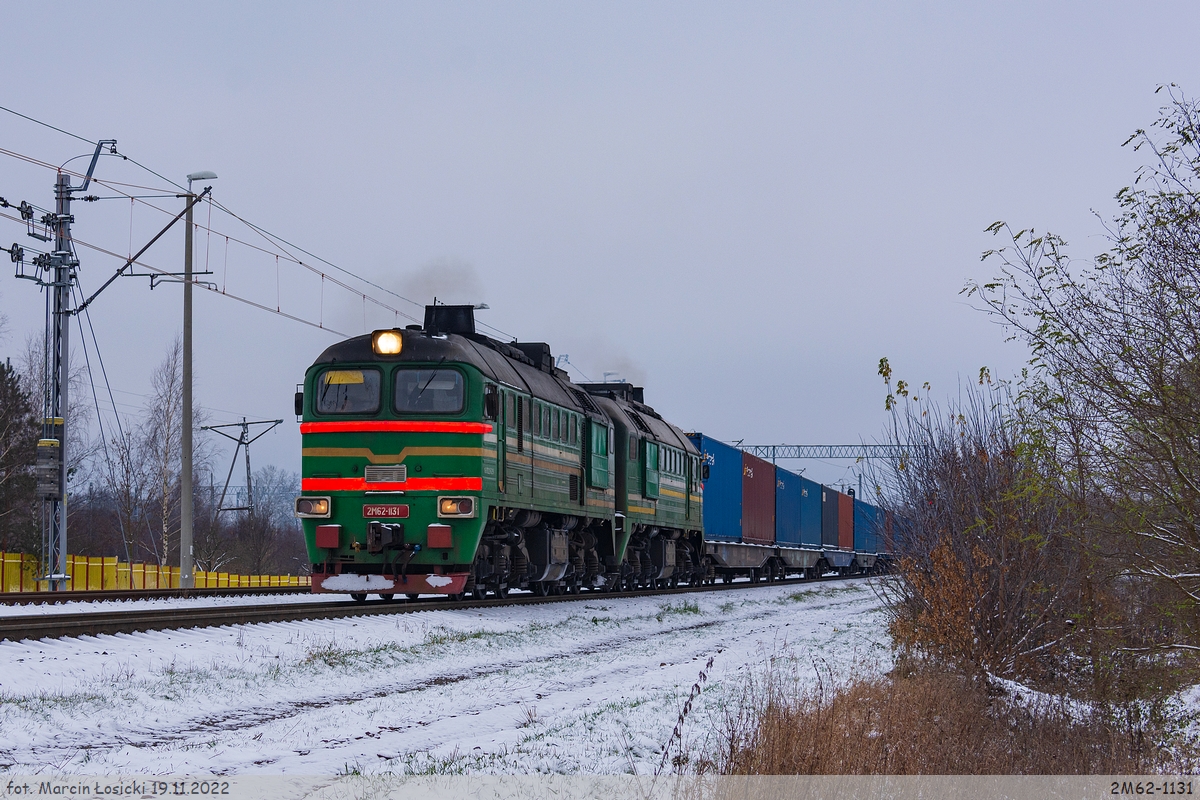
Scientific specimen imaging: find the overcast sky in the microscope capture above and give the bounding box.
[2,2,1198,489]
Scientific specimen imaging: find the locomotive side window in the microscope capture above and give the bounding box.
[316,368,381,415]
[506,393,515,430]
[543,405,551,439]
[393,368,464,414]
[570,416,577,445]
[552,408,560,441]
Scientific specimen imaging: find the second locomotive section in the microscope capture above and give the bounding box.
[295,304,707,598]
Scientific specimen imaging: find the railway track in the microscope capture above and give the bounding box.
[0,585,309,606]
[0,574,869,643]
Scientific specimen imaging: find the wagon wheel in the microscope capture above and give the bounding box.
[379,593,396,602]
[350,593,367,603]
[405,593,421,600]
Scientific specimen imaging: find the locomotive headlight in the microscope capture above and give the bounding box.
[294,496,332,518]
[437,496,476,518]
[372,330,403,355]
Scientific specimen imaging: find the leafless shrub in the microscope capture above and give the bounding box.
[867,373,1087,688]
[712,660,1193,775]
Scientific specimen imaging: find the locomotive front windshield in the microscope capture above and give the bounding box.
[394,368,464,414]
[316,368,381,414]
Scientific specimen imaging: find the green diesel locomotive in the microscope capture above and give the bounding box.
[294,304,708,600]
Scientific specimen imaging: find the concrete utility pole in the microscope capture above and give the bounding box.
[29,141,115,590]
[180,170,216,589]
[45,173,73,591]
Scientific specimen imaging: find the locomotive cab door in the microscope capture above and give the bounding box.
[498,391,513,493]
[586,419,610,489]
[685,455,693,520]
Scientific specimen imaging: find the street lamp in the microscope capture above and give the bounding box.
[181,170,216,589]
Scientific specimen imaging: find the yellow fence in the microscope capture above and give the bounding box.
[0,552,310,593]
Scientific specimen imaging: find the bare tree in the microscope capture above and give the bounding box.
[231,465,303,575]
[142,338,184,565]
[19,332,96,486]
[0,359,39,554]
[967,87,1200,639]
[86,337,211,565]
[192,468,236,573]
[870,367,1086,684]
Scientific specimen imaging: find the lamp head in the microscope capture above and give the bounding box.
[186,171,218,192]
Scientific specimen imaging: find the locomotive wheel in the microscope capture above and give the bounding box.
[470,583,487,601]
[531,582,548,597]
[493,583,510,599]
[350,593,367,603]
[379,593,396,602]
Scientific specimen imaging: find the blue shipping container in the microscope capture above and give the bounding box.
[798,475,822,547]
[686,433,742,542]
[854,499,879,553]
[775,468,803,545]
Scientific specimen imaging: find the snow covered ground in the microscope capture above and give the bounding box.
[0,579,887,775]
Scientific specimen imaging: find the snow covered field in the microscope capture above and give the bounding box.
[0,579,887,775]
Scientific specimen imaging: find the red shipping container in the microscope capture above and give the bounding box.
[741,452,776,544]
[838,492,854,550]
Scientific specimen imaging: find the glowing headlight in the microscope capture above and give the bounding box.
[294,496,332,518]
[437,496,476,518]
[372,330,403,355]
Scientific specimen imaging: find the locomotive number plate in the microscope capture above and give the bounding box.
[363,504,410,518]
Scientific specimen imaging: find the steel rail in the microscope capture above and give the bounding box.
[0,586,309,606]
[0,573,875,643]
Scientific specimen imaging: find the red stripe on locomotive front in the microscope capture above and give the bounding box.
[301,477,484,492]
[300,421,493,434]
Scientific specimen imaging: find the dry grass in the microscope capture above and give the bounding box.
[711,661,1193,775]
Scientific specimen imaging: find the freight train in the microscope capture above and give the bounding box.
[293,304,891,601]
